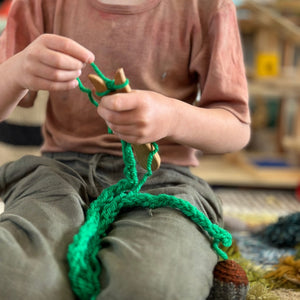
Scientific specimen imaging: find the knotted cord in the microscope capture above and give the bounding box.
[68,63,232,300]
[76,62,129,107]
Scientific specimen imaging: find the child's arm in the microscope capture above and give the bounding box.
[97,1,250,155]
[0,34,94,122]
[97,90,250,154]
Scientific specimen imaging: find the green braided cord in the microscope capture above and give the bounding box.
[76,62,129,107]
[76,78,99,107]
[68,63,232,300]
[90,62,129,97]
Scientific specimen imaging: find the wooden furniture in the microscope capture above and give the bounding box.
[238,0,300,159]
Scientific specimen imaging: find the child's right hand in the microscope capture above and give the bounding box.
[14,34,94,92]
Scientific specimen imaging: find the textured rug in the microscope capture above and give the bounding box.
[218,187,300,229]
[217,187,300,299]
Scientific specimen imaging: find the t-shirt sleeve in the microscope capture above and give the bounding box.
[0,0,44,63]
[190,0,250,124]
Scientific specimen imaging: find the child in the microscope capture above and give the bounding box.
[0,0,250,299]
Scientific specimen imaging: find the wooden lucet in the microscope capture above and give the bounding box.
[88,69,161,171]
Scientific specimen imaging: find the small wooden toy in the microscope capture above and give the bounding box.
[88,68,161,171]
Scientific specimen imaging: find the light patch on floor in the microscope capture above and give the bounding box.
[216,188,300,228]
[0,201,3,214]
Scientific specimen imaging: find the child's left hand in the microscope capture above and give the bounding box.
[97,90,176,144]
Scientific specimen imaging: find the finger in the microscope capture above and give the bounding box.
[101,93,138,112]
[114,132,147,145]
[38,48,85,71]
[98,106,144,127]
[27,75,78,91]
[43,34,95,64]
[28,62,82,82]
[107,122,137,136]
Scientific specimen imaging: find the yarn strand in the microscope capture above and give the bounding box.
[68,63,232,300]
[76,62,129,107]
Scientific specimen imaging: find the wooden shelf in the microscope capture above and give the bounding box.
[248,77,300,97]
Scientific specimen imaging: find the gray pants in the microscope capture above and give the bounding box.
[0,152,223,300]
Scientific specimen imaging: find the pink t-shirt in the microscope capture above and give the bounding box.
[0,0,250,166]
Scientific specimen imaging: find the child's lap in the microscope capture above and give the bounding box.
[0,153,222,299]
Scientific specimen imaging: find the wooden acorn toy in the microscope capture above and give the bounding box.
[88,68,161,171]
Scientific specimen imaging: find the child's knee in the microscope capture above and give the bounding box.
[98,259,213,300]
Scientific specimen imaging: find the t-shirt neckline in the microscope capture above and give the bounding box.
[89,0,162,14]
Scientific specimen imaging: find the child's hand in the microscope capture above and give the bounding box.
[15,34,94,91]
[97,90,176,144]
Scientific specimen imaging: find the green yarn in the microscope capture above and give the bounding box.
[68,63,232,300]
[76,62,129,107]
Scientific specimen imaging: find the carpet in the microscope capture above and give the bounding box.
[217,187,300,299]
